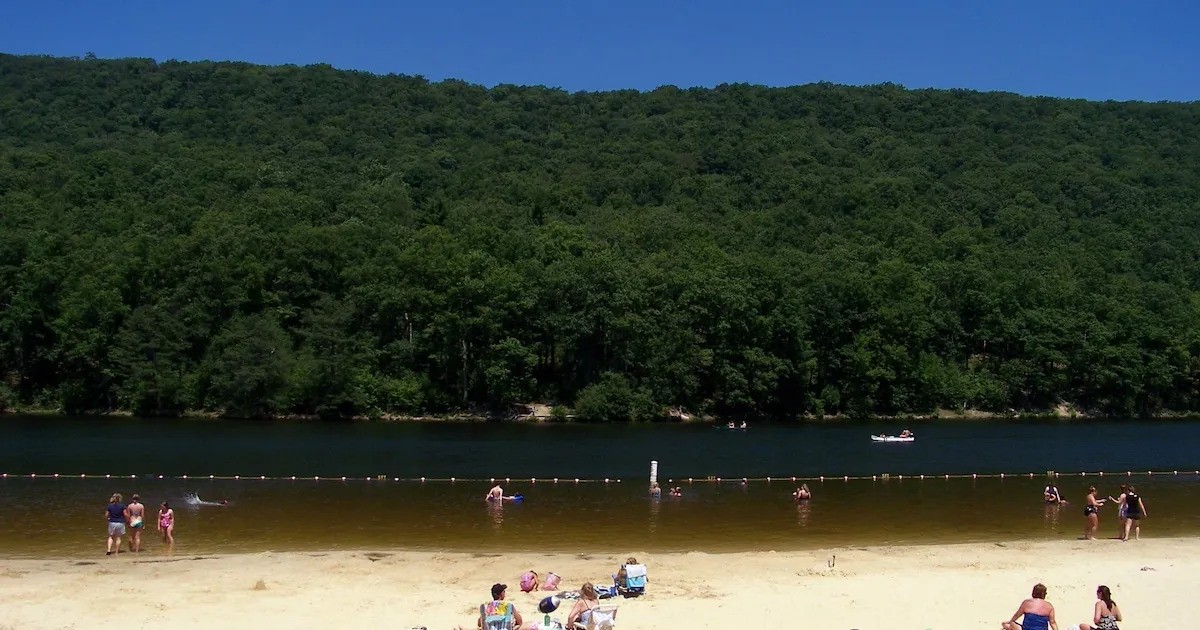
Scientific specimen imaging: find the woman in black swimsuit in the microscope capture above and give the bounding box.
[1121,486,1147,541]
[1083,486,1107,540]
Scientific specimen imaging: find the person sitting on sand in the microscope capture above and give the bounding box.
[565,582,602,629]
[793,484,812,501]
[1001,582,1058,630]
[478,583,522,630]
[1077,584,1121,630]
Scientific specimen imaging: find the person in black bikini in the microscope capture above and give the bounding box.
[1083,486,1107,540]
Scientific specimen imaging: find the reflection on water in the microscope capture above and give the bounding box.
[796,501,812,528]
[488,501,505,529]
[2,417,1199,557]
[1043,502,1062,530]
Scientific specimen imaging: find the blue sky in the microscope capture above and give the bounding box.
[2,1,1197,101]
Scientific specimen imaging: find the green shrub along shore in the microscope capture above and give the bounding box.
[2,54,1199,420]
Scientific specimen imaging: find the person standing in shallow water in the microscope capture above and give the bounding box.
[1121,486,1147,541]
[1108,484,1129,539]
[126,494,145,552]
[158,501,175,545]
[104,493,128,556]
[1083,486,1106,540]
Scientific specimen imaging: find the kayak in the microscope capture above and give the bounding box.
[870,435,915,443]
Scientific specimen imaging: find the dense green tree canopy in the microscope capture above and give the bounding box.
[2,54,1199,418]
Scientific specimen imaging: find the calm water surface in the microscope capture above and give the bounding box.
[1,417,1197,557]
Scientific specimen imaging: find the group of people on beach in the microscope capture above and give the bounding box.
[1044,482,1148,541]
[104,493,174,555]
[102,491,231,555]
[471,557,642,629]
[1003,582,1123,630]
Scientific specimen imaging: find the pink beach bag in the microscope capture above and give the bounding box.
[520,571,538,593]
[541,572,561,590]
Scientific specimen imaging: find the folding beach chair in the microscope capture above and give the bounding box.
[480,600,516,630]
[618,564,646,597]
[572,605,618,630]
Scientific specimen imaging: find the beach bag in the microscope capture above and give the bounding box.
[520,571,538,593]
[541,572,561,590]
[595,584,619,599]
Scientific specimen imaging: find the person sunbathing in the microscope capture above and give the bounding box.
[565,583,601,629]
[1077,584,1121,630]
[1001,583,1058,630]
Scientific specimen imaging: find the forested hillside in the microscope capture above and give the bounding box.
[2,54,1199,419]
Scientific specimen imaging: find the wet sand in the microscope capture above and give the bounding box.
[1,537,1194,629]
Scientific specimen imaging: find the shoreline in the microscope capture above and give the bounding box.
[1,538,1194,629]
[5,407,1200,423]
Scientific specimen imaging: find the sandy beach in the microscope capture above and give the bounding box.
[1,538,1194,629]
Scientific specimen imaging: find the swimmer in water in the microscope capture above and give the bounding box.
[486,484,504,502]
[185,493,229,507]
[793,484,812,501]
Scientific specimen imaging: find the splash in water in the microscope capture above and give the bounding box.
[184,492,229,507]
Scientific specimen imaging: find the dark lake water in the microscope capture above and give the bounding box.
[1,416,1197,557]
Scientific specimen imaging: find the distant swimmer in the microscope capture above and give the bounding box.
[793,484,812,501]
[486,484,504,502]
[669,486,682,497]
[185,493,228,507]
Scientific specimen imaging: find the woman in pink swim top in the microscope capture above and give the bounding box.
[158,501,175,544]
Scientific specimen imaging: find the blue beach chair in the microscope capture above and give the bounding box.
[619,561,648,597]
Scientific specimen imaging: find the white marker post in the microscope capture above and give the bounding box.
[649,460,659,489]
